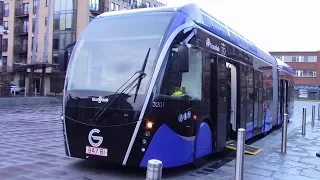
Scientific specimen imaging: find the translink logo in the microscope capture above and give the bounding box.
[206,38,220,52]
[92,97,109,103]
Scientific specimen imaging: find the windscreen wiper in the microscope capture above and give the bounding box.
[133,48,150,103]
[91,48,151,123]
[91,71,146,123]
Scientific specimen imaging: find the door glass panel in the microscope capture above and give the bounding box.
[254,71,259,128]
[239,65,247,129]
[246,67,254,136]
[254,71,263,130]
[216,55,228,147]
[258,73,264,128]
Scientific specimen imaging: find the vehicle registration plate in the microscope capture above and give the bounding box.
[85,146,108,157]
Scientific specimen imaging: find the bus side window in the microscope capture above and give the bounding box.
[159,47,202,100]
[180,48,202,100]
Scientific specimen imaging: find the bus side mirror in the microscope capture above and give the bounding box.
[58,50,68,72]
[177,44,189,72]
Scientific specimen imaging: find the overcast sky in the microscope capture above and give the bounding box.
[167,0,320,52]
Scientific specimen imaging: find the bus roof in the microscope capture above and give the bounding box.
[98,3,282,66]
[275,58,294,75]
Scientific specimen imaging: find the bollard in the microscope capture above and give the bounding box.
[13,90,16,96]
[281,114,288,153]
[312,105,315,127]
[235,128,245,180]
[318,103,320,120]
[302,107,306,136]
[24,89,27,97]
[146,159,162,180]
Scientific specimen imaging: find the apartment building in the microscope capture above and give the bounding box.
[2,0,167,96]
[270,51,320,100]
[0,0,5,68]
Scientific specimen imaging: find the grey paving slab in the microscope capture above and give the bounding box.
[204,101,320,180]
[0,103,199,180]
[1,101,320,180]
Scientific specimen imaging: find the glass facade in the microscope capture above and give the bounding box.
[52,0,77,68]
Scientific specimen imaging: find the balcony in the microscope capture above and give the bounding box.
[15,8,29,18]
[89,3,106,15]
[14,26,29,36]
[14,44,28,54]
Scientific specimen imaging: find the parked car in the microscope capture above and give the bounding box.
[10,84,21,94]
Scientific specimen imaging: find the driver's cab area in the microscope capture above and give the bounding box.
[159,29,202,102]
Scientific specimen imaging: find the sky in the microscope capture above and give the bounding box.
[167,0,320,52]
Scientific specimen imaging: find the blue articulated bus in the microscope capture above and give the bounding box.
[58,3,294,168]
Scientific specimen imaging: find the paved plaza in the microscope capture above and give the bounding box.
[0,101,319,179]
[201,101,320,180]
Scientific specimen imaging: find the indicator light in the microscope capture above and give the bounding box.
[146,121,153,129]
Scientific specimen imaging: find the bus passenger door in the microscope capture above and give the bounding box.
[282,80,288,116]
[210,55,229,149]
[279,79,287,121]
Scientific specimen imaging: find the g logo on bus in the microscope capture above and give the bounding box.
[88,129,103,147]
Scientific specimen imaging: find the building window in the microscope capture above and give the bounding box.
[23,3,29,14]
[2,39,7,52]
[4,21,8,30]
[283,55,317,63]
[21,38,28,52]
[0,2,3,25]
[4,4,9,17]
[116,4,120,11]
[137,0,142,6]
[31,37,38,52]
[53,12,75,30]
[123,7,127,10]
[294,69,317,77]
[33,0,38,14]
[54,0,75,11]
[147,2,150,7]
[52,32,75,51]
[302,56,317,62]
[2,56,7,67]
[46,0,49,7]
[110,3,115,11]
[32,18,35,32]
